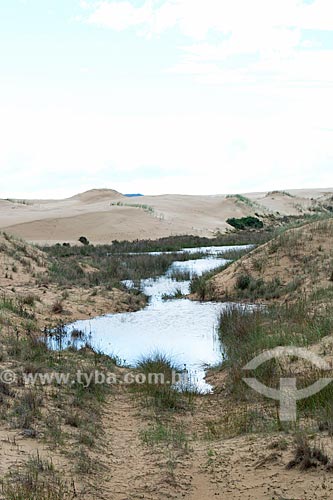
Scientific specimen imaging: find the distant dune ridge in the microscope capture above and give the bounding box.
[1,187,333,244]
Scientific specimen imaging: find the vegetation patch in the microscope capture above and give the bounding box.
[141,422,188,450]
[227,216,264,230]
[1,454,72,499]
[234,273,302,300]
[218,300,333,433]
[134,353,197,412]
[287,434,329,471]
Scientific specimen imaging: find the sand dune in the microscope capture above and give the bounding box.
[1,187,332,244]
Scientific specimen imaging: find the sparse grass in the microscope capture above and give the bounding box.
[226,194,259,208]
[1,454,70,500]
[168,270,192,281]
[162,288,185,300]
[51,300,63,314]
[73,447,96,474]
[0,328,115,475]
[218,302,333,401]
[19,294,37,307]
[141,422,189,450]
[64,411,82,428]
[234,273,302,300]
[44,415,65,447]
[134,353,197,412]
[220,246,254,260]
[111,201,155,213]
[190,274,215,300]
[203,406,279,439]
[0,295,35,320]
[267,190,294,198]
[287,434,329,470]
[268,437,289,450]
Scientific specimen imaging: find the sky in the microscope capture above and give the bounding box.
[0,0,332,198]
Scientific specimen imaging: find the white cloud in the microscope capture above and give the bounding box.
[2,0,332,199]
[86,0,333,40]
[87,1,153,31]
[85,0,333,88]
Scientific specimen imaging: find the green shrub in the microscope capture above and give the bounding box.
[78,236,89,246]
[236,274,251,290]
[227,216,264,230]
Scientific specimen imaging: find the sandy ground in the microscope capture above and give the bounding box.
[76,386,333,500]
[1,187,333,244]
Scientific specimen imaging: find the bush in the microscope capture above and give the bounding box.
[227,216,264,230]
[236,274,251,290]
[51,300,63,314]
[287,434,329,471]
[78,236,90,246]
[135,353,196,411]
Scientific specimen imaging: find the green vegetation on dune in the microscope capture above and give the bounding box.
[226,194,259,208]
[134,353,197,412]
[234,273,302,301]
[217,295,333,433]
[110,201,155,213]
[227,216,264,230]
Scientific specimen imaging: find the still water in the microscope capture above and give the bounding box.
[64,246,250,391]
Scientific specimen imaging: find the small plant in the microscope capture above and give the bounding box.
[135,353,196,412]
[65,412,82,428]
[287,434,329,471]
[78,236,90,245]
[268,438,288,451]
[51,300,63,314]
[2,453,70,499]
[141,422,188,450]
[169,270,192,281]
[236,274,251,290]
[162,288,184,300]
[20,294,37,307]
[11,389,43,429]
[74,447,95,474]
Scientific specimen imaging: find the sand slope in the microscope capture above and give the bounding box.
[1,188,333,244]
[209,218,333,302]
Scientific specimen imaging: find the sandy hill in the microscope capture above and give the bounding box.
[209,218,333,302]
[0,188,332,244]
[68,188,124,204]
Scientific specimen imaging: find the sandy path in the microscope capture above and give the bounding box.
[92,389,196,500]
[98,391,167,500]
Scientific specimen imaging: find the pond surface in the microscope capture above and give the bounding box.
[63,245,250,392]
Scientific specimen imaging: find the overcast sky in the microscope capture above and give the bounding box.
[1,0,332,198]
